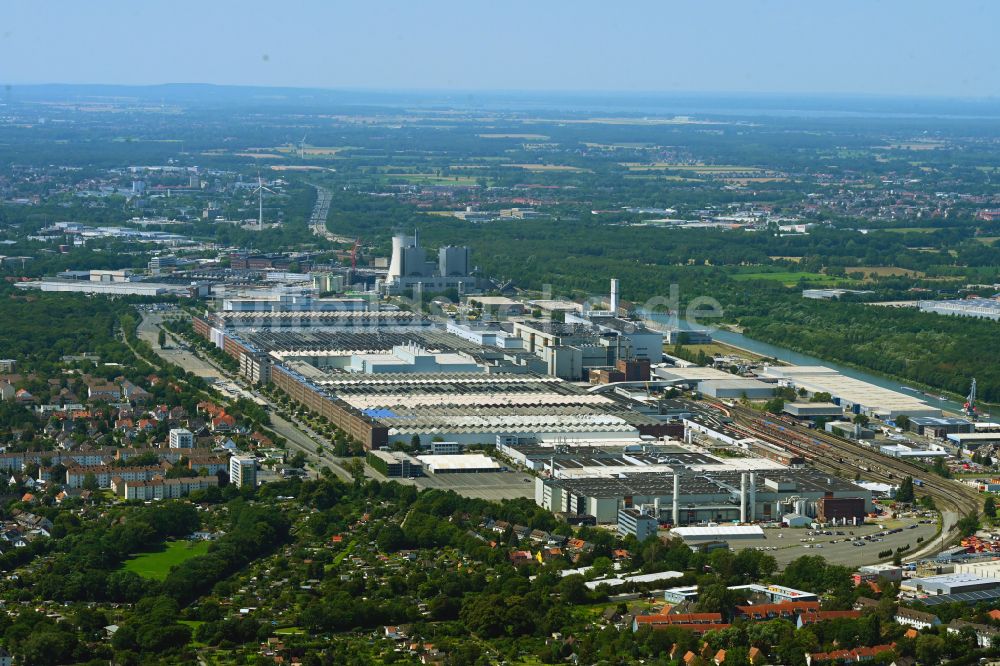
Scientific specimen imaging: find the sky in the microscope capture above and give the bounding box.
[3,0,999,98]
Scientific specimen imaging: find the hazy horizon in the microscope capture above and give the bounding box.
[5,1,1000,98]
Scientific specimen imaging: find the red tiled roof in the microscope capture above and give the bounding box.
[635,613,723,625]
[809,643,896,663]
[798,610,862,625]
[736,602,820,618]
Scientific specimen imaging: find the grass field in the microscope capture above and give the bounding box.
[505,163,589,172]
[678,342,768,362]
[123,540,210,581]
[845,266,924,277]
[730,271,848,286]
[620,162,763,173]
[384,173,482,185]
[477,133,549,139]
[877,227,939,233]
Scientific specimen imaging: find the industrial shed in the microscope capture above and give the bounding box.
[416,453,502,474]
[697,378,775,399]
[670,525,765,542]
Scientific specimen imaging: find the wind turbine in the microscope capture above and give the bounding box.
[299,134,307,160]
[252,173,276,230]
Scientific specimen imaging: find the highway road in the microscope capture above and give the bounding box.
[307,184,354,244]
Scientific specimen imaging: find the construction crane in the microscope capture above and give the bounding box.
[965,378,977,420]
[350,238,361,269]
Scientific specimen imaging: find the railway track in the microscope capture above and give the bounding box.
[703,401,980,551]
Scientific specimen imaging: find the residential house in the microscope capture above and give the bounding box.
[894,608,941,630]
[509,550,533,565]
[511,525,531,541]
[12,510,53,532]
[212,414,236,432]
[67,463,170,489]
[947,619,1000,648]
[736,602,821,621]
[86,381,119,403]
[120,380,152,404]
[853,597,880,611]
[797,610,862,628]
[113,475,219,500]
[807,644,896,665]
[633,613,729,634]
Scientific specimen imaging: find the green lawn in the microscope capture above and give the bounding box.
[329,539,358,569]
[730,271,850,286]
[123,540,211,581]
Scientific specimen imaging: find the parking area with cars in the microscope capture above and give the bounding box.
[727,516,938,567]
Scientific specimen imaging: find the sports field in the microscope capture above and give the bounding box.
[123,540,211,581]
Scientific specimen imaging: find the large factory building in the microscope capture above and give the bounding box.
[535,469,871,526]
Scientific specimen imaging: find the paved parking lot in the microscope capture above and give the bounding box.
[721,516,938,567]
[392,470,536,501]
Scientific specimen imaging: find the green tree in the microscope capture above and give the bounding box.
[82,471,99,492]
[896,477,915,503]
[985,495,996,519]
[915,634,944,666]
[956,514,980,538]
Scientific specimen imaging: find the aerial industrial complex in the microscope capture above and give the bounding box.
[34,216,982,544]
[174,240,908,536]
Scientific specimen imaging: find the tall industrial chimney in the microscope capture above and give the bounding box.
[610,278,620,314]
[740,473,748,523]
[748,473,757,522]
[672,473,680,526]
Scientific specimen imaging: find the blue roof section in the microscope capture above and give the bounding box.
[362,408,400,419]
[918,589,1000,606]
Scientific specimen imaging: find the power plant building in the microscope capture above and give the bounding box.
[384,233,475,295]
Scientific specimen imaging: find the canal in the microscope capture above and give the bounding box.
[642,311,971,416]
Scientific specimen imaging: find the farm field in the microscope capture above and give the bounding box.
[729,271,849,286]
[123,540,211,581]
[477,133,549,139]
[677,342,768,362]
[620,162,764,173]
[878,227,940,233]
[846,266,924,277]
[505,163,589,172]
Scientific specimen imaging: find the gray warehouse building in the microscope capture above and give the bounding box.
[783,402,844,419]
[617,507,659,541]
[697,378,775,399]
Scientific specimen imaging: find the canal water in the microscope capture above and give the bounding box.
[641,311,970,416]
